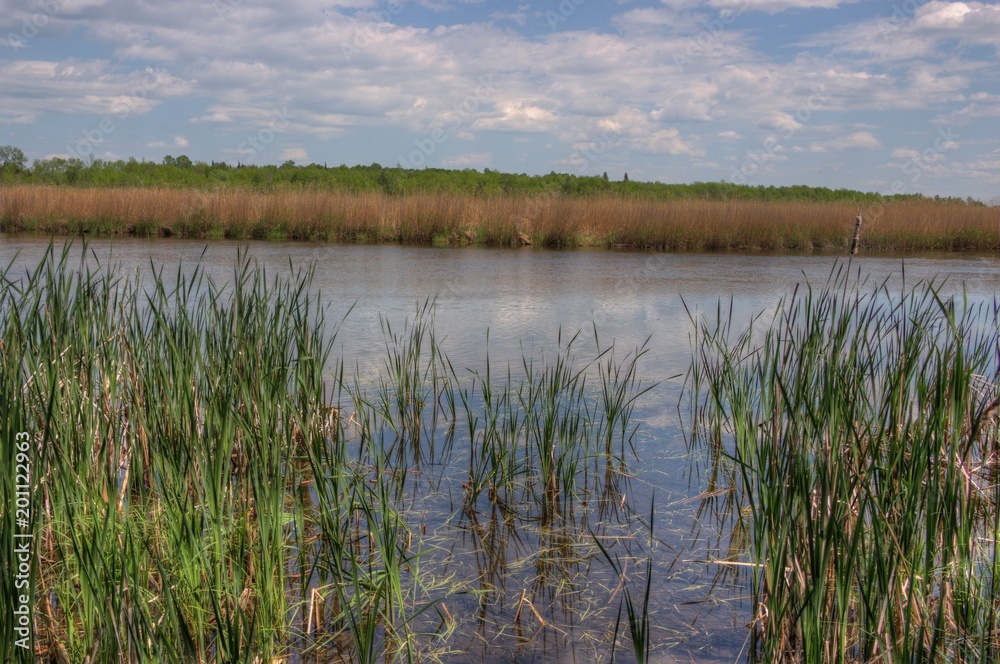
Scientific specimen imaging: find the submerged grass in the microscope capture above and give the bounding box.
[685,264,1000,662]
[594,496,656,664]
[0,242,657,662]
[3,185,998,252]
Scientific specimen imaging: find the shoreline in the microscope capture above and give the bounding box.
[6,233,1000,262]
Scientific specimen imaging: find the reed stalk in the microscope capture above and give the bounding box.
[686,264,1000,662]
[4,185,997,253]
[1,240,653,661]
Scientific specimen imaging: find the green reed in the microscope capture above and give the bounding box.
[452,329,654,525]
[374,297,455,454]
[594,496,656,664]
[1,241,653,662]
[686,264,1000,663]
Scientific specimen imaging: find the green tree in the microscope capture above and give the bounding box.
[0,145,27,173]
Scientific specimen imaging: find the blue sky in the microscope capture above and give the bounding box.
[1,0,998,199]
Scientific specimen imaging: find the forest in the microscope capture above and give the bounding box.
[0,145,981,204]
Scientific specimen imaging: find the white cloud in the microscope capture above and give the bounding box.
[652,84,719,122]
[489,6,528,26]
[613,7,703,33]
[709,0,860,13]
[3,1,964,144]
[756,113,802,133]
[947,150,1000,180]
[0,114,35,125]
[935,93,1000,126]
[593,107,703,156]
[825,131,881,150]
[474,102,557,132]
[441,152,492,167]
[279,147,310,162]
[644,128,704,156]
[806,1,1000,62]
[914,1,977,30]
[1,0,995,197]
[148,135,189,149]
[0,59,191,123]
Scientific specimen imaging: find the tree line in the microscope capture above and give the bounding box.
[0,146,981,205]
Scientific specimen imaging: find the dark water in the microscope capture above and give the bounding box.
[3,237,999,662]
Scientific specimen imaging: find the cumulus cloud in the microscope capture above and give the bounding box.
[805,1,1000,62]
[947,150,1000,180]
[710,0,859,12]
[278,147,310,162]
[644,128,705,156]
[148,135,189,149]
[0,60,190,123]
[489,6,529,26]
[2,69,194,167]
[825,131,881,150]
[756,113,803,133]
[0,2,971,140]
[0,0,994,196]
[474,101,558,132]
[652,85,719,122]
[441,152,492,167]
[935,93,1000,126]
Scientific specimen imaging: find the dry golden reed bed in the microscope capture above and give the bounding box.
[2,184,997,252]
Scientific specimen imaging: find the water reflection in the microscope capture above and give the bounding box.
[5,239,997,381]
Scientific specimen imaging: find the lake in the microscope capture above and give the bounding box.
[3,236,999,662]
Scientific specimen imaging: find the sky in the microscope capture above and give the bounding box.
[1,0,998,200]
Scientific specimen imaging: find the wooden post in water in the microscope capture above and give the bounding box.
[850,211,863,255]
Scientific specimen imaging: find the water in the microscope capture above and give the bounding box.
[6,239,997,378]
[3,236,998,661]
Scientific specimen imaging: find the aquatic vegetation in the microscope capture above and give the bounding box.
[685,265,1000,662]
[594,497,656,664]
[8,240,999,663]
[0,243,659,662]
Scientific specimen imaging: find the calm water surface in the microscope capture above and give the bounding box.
[3,237,998,662]
[5,238,998,377]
